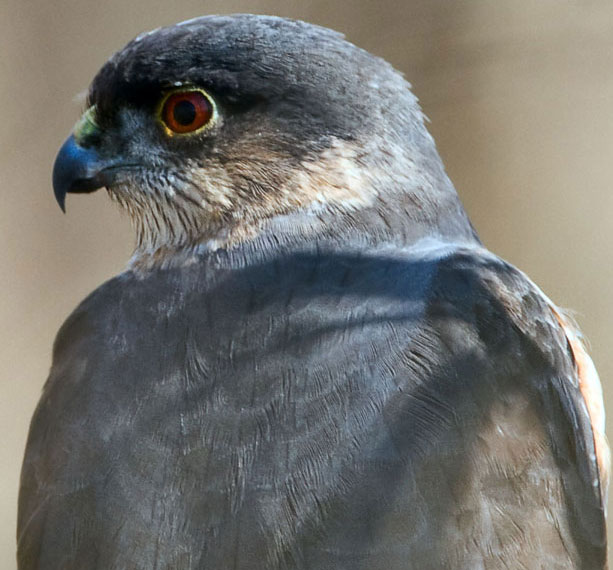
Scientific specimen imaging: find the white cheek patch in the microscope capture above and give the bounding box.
[291,139,375,210]
[189,166,235,209]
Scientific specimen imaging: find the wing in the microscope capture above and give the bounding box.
[16,277,125,570]
[420,248,609,568]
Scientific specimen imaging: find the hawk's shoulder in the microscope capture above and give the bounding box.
[48,272,137,381]
[425,246,608,565]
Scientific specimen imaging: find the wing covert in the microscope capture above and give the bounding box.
[428,248,608,568]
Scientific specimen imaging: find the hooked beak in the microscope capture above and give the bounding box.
[52,106,134,212]
[52,134,114,212]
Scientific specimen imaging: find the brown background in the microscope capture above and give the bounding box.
[2,0,612,566]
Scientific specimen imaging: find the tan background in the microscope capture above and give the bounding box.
[2,0,612,566]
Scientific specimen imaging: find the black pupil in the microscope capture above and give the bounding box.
[173,99,197,126]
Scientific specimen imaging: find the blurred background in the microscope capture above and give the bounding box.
[2,0,612,566]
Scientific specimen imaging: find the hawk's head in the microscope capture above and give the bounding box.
[53,15,475,267]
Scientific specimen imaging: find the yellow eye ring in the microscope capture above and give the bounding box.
[157,88,216,135]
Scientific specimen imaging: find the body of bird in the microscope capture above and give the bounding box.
[18,15,608,569]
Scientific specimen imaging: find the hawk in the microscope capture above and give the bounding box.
[19,15,609,570]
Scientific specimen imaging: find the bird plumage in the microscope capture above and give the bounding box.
[19,14,608,570]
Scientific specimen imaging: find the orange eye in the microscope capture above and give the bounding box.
[161,90,213,134]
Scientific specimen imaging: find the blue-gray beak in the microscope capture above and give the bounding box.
[52,134,110,212]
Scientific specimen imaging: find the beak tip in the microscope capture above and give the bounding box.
[53,179,67,213]
[52,135,75,213]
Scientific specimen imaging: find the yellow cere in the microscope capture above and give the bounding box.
[73,106,100,145]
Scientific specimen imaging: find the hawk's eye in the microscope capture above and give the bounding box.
[160,90,214,134]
